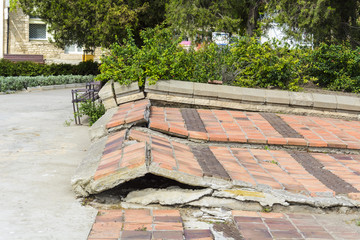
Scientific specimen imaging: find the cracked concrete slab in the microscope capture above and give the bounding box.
[124,187,213,205]
[74,123,360,209]
[0,89,97,240]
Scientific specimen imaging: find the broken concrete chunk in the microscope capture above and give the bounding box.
[213,189,288,207]
[89,107,118,141]
[98,80,114,101]
[106,99,151,131]
[71,136,108,197]
[124,187,213,205]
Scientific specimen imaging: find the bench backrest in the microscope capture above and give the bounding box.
[3,54,45,64]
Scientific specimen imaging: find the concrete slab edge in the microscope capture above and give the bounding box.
[144,80,360,115]
[25,83,87,92]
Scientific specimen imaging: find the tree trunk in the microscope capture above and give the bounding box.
[246,1,260,36]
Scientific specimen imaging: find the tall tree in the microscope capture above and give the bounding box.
[267,0,360,46]
[165,0,265,40]
[15,0,166,50]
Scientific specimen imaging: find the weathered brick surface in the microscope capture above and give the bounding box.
[106,99,150,129]
[148,107,360,150]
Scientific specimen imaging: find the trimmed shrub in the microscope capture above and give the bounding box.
[0,59,100,77]
[0,75,95,92]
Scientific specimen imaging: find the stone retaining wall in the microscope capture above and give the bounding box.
[98,80,360,118]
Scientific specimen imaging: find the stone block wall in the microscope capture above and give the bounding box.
[5,8,102,64]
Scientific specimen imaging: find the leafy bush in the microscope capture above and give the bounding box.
[307,43,360,92]
[97,27,229,86]
[77,100,106,126]
[0,75,95,92]
[0,59,100,77]
[97,26,360,93]
[229,38,310,91]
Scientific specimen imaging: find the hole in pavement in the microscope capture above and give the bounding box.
[92,173,205,204]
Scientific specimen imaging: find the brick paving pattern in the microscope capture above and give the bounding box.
[106,99,150,129]
[93,130,147,181]
[280,115,360,149]
[233,211,360,240]
[290,151,359,194]
[88,209,213,240]
[149,107,360,150]
[92,128,360,198]
[191,146,230,180]
[260,112,304,139]
[88,209,360,239]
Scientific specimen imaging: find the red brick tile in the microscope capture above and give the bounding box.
[184,229,213,240]
[154,222,183,231]
[308,140,328,147]
[267,137,287,145]
[208,133,228,142]
[247,137,267,144]
[125,114,144,124]
[153,209,180,217]
[149,121,169,132]
[227,134,247,143]
[169,126,188,137]
[120,230,152,239]
[188,131,209,141]
[286,138,308,146]
[259,212,285,218]
[96,210,123,222]
[232,211,259,217]
[93,167,118,180]
[106,119,125,129]
[122,223,152,231]
[327,141,348,149]
[152,231,183,240]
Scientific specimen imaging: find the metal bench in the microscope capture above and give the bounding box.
[71,81,102,124]
[3,54,45,64]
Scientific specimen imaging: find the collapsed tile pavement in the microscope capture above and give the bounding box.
[72,82,360,239]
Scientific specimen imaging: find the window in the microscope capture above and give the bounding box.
[29,24,47,40]
[64,44,83,54]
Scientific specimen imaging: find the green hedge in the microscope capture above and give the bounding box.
[0,75,95,92]
[0,59,100,77]
[97,26,360,93]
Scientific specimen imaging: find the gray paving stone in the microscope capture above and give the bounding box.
[240,87,266,103]
[145,80,170,94]
[217,85,242,101]
[168,80,194,96]
[312,93,337,109]
[265,89,290,105]
[99,80,114,100]
[336,95,360,111]
[193,82,218,98]
[289,92,313,107]
[114,81,139,96]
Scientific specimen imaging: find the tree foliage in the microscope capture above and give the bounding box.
[267,0,360,46]
[16,0,166,49]
[165,0,266,39]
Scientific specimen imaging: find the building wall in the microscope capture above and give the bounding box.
[5,7,102,64]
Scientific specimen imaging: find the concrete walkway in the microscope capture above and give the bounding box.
[0,89,97,240]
